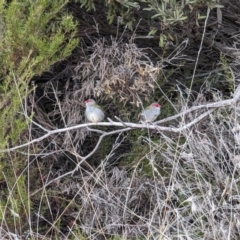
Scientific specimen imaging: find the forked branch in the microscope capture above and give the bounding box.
[1,84,240,153]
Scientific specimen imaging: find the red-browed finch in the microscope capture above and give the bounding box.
[140,102,161,122]
[84,99,105,123]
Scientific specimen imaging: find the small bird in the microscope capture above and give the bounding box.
[140,102,161,122]
[84,99,105,123]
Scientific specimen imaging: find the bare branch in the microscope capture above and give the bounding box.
[2,84,240,153]
[156,95,233,125]
[30,127,133,196]
[73,127,132,172]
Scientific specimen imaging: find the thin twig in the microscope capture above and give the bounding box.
[2,84,240,153]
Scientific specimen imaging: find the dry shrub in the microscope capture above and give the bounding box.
[59,167,167,238]
[23,63,240,240]
[24,31,240,239]
[53,83,240,239]
[58,37,161,148]
[32,38,189,150]
[73,38,160,106]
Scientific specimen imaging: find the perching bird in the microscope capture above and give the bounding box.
[140,102,161,122]
[84,99,105,123]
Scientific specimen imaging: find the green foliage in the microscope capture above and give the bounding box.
[141,0,224,46]
[76,0,96,11]
[141,0,223,26]
[187,0,223,8]
[76,0,140,29]
[69,229,87,240]
[0,0,78,148]
[76,0,224,47]
[106,0,140,28]
[142,0,187,26]
[0,0,78,235]
[0,165,29,231]
[2,0,78,75]
[220,55,234,92]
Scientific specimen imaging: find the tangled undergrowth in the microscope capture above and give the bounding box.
[2,1,240,239]
[12,80,240,239]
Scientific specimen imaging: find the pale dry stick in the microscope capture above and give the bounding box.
[0,105,235,153]
[2,84,240,153]
[187,8,210,104]
[32,141,124,233]
[155,89,239,125]
[169,10,210,189]
[113,116,128,127]
[169,64,217,217]
[51,83,80,160]
[24,115,50,132]
[72,127,132,174]
[13,75,35,233]
[155,100,228,125]
[30,127,132,196]
[35,212,66,237]
[164,38,189,66]
[86,126,105,134]
[0,119,204,153]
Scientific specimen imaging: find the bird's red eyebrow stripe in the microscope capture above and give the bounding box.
[152,103,161,107]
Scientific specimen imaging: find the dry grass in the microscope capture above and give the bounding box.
[3,82,240,239]
[2,26,240,240]
[22,82,240,240]
[73,37,160,105]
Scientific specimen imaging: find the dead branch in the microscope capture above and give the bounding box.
[2,84,240,153]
